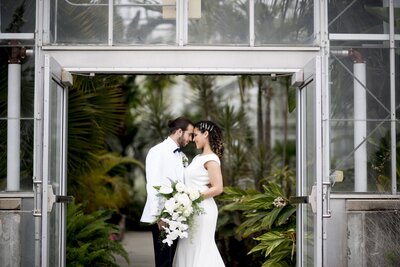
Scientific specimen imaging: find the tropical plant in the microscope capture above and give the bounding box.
[67,75,128,203]
[62,73,136,264]
[136,75,176,144]
[66,202,129,267]
[219,181,296,267]
[73,152,144,213]
[185,75,221,120]
[216,104,254,187]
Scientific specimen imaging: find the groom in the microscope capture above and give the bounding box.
[140,117,194,267]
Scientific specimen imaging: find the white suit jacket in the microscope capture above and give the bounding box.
[140,137,185,223]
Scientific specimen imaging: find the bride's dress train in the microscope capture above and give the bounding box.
[174,154,225,267]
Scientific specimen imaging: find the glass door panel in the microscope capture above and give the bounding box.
[297,56,323,267]
[42,54,68,267]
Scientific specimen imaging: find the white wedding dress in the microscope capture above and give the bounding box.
[174,153,225,267]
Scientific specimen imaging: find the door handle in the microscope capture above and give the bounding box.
[290,185,317,214]
[290,184,331,218]
[55,195,74,204]
[289,196,309,204]
[48,185,74,212]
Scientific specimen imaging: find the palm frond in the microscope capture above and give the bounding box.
[66,202,129,266]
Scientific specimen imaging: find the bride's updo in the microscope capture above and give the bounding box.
[195,120,224,158]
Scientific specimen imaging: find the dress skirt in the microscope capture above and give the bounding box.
[174,197,225,267]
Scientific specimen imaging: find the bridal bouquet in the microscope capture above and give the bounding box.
[154,180,203,246]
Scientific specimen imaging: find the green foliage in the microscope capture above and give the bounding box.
[185,75,220,119]
[73,152,143,213]
[220,181,296,266]
[68,75,126,178]
[65,74,143,265]
[136,75,176,146]
[66,202,129,267]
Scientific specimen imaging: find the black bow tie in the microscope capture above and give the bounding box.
[173,148,181,153]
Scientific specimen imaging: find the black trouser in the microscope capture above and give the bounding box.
[151,224,178,267]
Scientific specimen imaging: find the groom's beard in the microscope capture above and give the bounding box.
[177,135,187,148]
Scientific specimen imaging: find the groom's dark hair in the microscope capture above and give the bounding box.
[168,117,194,134]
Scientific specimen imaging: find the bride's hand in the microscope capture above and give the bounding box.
[158,220,167,230]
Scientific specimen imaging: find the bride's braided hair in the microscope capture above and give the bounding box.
[195,120,224,158]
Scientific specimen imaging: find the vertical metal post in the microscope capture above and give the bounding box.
[320,0,331,265]
[108,0,114,45]
[41,54,51,267]
[34,0,45,264]
[7,62,21,191]
[60,85,68,267]
[177,0,185,46]
[182,0,188,44]
[296,86,305,266]
[389,0,397,194]
[353,62,367,192]
[314,56,323,267]
[249,0,254,46]
[7,42,27,191]
[54,0,58,43]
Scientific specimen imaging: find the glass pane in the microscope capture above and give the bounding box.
[47,80,64,266]
[329,46,392,192]
[397,121,400,192]
[114,0,176,45]
[0,120,5,189]
[255,0,314,45]
[1,0,36,33]
[188,0,249,45]
[114,0,176,44]
[328,0,389,34]
[396,46,400,192]
[394,2,400,34]
[50,0,109,44]
[21,55,35,118]
[0,48,35,191]
[302,82,315,266]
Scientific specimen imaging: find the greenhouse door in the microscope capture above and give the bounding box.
[296,56,324,267]
[40,54,71,267]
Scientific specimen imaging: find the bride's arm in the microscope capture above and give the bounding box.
[202,160,224,198]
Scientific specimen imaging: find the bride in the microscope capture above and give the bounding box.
[174,120,225,267]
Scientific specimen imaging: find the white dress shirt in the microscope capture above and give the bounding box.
[140,137,185,223]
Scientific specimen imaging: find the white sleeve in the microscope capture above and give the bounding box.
[145,148,164,219]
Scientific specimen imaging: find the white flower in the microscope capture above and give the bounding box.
[187,188,201,201]
[175,182,186,193]
[168,220,179,231]
[175,193,192,207]
[176,215,186,222]
[171,212,180,221]
[272,197,286,208]
[159,184,173,194]
[162,237,173,247]
[154,180,204,246]
[182,155,189,167]
[179,232,188,239]
[182,206,193,217]
[164,197,177,214]
[178,222,188,231]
